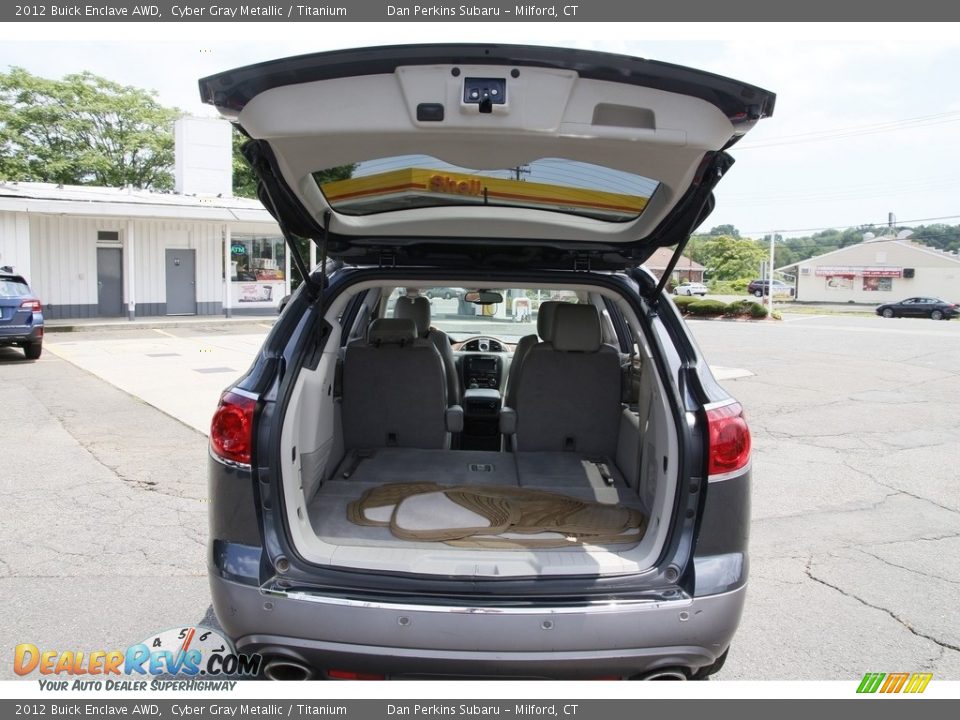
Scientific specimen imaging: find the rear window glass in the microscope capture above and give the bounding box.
[315,155,658,222]
[0,278,30,298]
[383,287,582,344]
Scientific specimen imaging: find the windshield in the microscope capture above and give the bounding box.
[317,155,658,223]
[385,287,582,343]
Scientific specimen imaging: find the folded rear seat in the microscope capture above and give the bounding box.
[504,303,623,458]
[342,318,462,450]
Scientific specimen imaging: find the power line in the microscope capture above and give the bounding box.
[736,214,960,237]
[737,111,960,149]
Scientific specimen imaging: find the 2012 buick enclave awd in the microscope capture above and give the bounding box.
[200,44,773,680]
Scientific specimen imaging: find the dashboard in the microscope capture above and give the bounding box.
[454,336,512,390]
[459,337,506,353]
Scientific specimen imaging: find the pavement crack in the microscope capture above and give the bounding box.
[805,559,960,654]
[865,532,960,547]
[845,460,959,515]
[854,548,960,585]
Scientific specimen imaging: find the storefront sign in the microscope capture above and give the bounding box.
[428,174,484,196]
[815,265,902,277]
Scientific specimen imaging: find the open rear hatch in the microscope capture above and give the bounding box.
[200,43,774,275]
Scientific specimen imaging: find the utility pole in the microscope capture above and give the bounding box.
[512,165,531,181]
[767,233,777,316]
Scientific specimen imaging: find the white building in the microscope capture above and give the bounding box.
[0,117,292,320]
[780,235,960,303]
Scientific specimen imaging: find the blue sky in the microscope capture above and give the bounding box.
[2,22,959,238]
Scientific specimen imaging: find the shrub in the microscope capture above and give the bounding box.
[672,295,699,311]
[707,278,751,295]
[749,302,769,319]
[723,299,753,317]
[686,299,729,316]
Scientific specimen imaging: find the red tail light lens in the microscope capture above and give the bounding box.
[210,391,256,465]
[326,670,385,680]
[706,402,751,476]
[20,300,42,312]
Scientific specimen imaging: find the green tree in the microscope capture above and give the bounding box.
[0,67,180,189]
[708,224,741,239]
[231,127,357,199]
[696,235,767,280]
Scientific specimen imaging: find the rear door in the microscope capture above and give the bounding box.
[200,44,775,272]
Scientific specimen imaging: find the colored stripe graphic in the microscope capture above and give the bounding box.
[857,672,932,694]
[880,672,909,693]
[857,673,885,693]
[904,674,933,694]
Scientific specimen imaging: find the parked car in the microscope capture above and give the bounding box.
[673,281,708,297]
[201,43,772,681]
[875,297,958,320]
[425,287,463,300]
[0,267,44,360]
[747,278,794,297]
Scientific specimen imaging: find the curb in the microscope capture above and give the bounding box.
[44,317,277,333]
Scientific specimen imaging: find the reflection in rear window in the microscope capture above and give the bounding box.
[316,156,659,222]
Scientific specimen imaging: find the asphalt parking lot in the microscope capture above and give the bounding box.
[0,312,957,680]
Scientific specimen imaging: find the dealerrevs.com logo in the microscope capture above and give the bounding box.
[14,626,262,690]
[857,672,933,694]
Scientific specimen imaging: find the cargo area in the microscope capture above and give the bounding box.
[277,282,681,579]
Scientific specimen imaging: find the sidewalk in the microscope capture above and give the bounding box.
[44,314,277,333]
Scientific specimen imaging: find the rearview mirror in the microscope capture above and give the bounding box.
[463,290,503,305]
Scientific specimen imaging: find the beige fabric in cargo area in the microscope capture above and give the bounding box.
[346,482,647,548]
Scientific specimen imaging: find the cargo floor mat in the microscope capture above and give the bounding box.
[348,482,648,548]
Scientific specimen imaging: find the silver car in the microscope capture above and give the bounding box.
[202,43,771,680]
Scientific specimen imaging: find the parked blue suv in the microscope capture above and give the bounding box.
[0,267,44,359]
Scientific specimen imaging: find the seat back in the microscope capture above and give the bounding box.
[503,300,561,408]
[513,304,622,457]
[394,295,461,405]
[342,318,449,449]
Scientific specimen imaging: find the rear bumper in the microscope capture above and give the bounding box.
[209,572,745,678]
[0,321,43,345]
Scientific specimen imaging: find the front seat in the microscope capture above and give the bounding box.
[394,295,461,405]
[503,300,561,409]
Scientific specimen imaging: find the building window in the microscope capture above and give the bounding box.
[230,235,285,282]
[825,275,854,290]
[97,230,121,244]
[863,277,892,292]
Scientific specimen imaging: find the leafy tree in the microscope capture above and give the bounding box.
[694,235,767,281]
[231,126,357,199]
[231,129,258,199]
[0,67,180,189]
[707,224,741,239]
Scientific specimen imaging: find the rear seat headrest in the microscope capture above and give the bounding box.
[393,295,431,336]
[551,304,602,352]
[536,301,562,341]
[367,318,418,346]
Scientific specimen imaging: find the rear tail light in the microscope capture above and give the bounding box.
[706,402,751,476]
[210,391,256,465]
[326,670,385,680]
[20,300,42,312]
